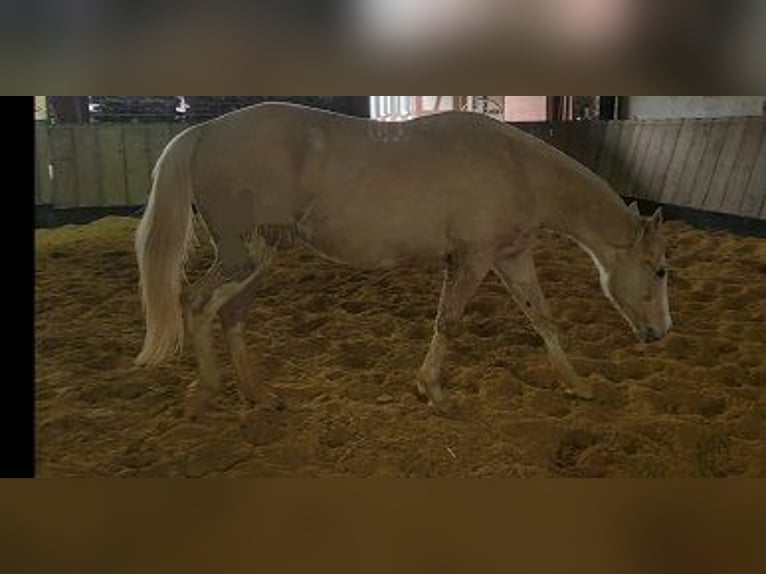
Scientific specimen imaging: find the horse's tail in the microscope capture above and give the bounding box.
[134,126,202,366]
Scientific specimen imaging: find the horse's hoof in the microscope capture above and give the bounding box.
[416,376,458,416]
[416,376,445,401]
[429,396,460,418]
[239,382,286,411]
[184,389,214,420]
[262,391,286,412]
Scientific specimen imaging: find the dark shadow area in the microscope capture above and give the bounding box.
[35,205,143,229]
[50,96,371,124]
[623,197,766,238]
[37,201,766,238]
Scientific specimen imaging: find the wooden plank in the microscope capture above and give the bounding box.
[539,123,556,145]
[597,122,622,186]
[672,120,714,208]
[567,122,597,169]
[96,125,128,206]
[548,122,573,154]
[529,122,549,141]
[547,123,561,146]
[124,125,152,205]
[691,120,730,210]
[563,123,585,166]
[532,123,556,147]
[625,121,657,199]
[759,153,766,218]
[703,119,747,213]
[515,122,546,141]
[631,121,661,200]
[582,121,606,174]
[647,121,683,201]
[723,118,765,216]
[147,123,173,172]
[618,121,647,197]
[48,126,79,208]
[611,122,637,195]
[72,125,102,207]
[661,119,695,205]
[563,122,581,161]
[168,123,187,139]
[35,122,52,204]
[741,134,766,218]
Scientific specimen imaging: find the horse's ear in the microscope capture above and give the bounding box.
[628,201,640,216]
[643,207,663,236]
[649,206,663,226]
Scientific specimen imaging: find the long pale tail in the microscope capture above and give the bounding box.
[134,126,202,366]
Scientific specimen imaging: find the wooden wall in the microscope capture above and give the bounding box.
[517,117,766,219]
[35,121,52,205]
[35,117,766,219]
[38,123,187,209]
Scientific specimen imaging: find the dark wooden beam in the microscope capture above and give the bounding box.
[48,97,90,123]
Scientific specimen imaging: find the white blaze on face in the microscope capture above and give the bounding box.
[660,275,672,333]
[568,236,638,333]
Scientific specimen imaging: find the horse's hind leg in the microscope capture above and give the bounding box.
[418,252,490,413]
[182,263,226,418]
[218,253,284,411]
[182,240,257,418]
[493,250,593,399]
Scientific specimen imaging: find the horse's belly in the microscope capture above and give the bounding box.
[298,216,446,270]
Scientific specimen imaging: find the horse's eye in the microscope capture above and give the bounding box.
[656,266,666,279]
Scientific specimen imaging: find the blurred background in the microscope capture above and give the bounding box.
[7,1,766,88]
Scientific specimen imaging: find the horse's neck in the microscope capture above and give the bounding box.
[542,176,638,269]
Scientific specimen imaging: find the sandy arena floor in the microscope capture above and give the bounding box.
[35,217,765,477]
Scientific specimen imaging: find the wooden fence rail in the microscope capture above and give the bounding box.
[35,117,766,219]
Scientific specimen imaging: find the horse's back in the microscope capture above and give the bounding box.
[186,103,594,265]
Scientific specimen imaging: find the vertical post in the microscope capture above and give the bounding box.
[547,96,558,121]
[599,96,617,120]
[617,97,630,120]
[400,96,410,119]
[414,96,423,116]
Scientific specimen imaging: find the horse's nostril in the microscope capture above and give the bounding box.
[643,326,661,343]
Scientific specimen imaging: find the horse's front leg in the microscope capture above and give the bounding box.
[418,252,490,413]
[493,250,594,400]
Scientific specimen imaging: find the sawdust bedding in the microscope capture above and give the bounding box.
[35,217,765,476]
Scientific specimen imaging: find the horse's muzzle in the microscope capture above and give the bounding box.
[639,325,665,343]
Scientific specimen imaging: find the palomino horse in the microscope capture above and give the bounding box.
[135,103,672,418]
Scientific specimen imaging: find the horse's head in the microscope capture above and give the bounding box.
[600,204,672,343]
